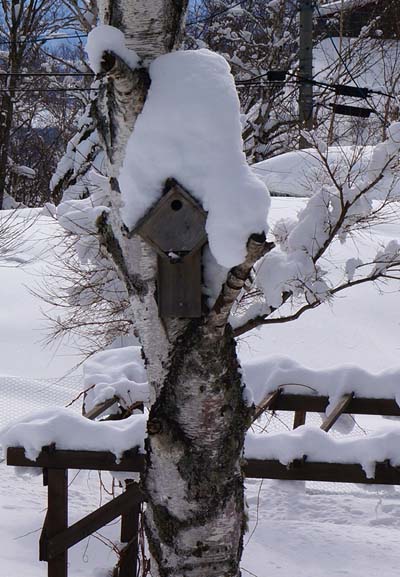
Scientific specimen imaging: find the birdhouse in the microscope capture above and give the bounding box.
[134,179,207,318]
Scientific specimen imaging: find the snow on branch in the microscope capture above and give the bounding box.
[85,25,140,74]
[233,124,400,334]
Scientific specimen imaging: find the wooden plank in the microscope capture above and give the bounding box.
[119,482,141,577]
[84,396,118,420]
[7,447,145,472]
[293,410,306,429]
[158,252,202,318]
[244,459,400,485]
[271,394,400,416]
[47,469,68,577]
[253,389,281,421]
[320,393,354,432]
[46,483,144,560]
[8,446,400,487]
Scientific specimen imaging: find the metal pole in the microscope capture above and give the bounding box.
[298,0,314,149]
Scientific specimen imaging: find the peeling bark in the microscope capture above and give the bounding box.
[92,2,258,575]
[94,58,151,174]
[99,0,188,61]
[206,234,275,336]
[144,324,251,577]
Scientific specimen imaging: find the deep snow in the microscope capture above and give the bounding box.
[1,204,400,576]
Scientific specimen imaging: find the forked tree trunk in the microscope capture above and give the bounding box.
[93,1,257,575]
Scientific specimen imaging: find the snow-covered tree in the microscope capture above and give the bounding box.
[186,0,299,161]
[52,2,400,576]
[0,0,95,207]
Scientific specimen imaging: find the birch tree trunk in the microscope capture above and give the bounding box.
[93,2,269,575]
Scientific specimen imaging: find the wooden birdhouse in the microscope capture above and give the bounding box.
[135,179,207,318]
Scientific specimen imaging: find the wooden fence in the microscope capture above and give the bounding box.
[7,388,400,577]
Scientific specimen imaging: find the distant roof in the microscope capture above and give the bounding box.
[318,0,378,16]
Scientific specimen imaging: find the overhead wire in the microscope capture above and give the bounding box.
[6,2,256,43]
[0,72,93,76]
[0,33,87,46]
[0,69,392,101]
[0,1,393,111]
[0,1,252,46]
[314,2,389,123]
[236,68,394,99]
[0,87,97,92]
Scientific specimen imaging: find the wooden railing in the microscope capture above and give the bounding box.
[6,389,400,576]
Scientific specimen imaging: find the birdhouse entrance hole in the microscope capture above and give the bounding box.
[170,199,183,211]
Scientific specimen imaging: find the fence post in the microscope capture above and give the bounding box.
[119,481,141,577]
[47,468,68,577]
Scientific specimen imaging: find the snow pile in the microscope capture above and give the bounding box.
[119,49,270,268]
[243,356,400,408]
[252,146,373,197]
[245,424,400,479]
[83,346,149,413]
[86,25,140,74]
[1,408,146,462]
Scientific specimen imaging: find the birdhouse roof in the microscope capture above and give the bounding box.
[134,180,207,257]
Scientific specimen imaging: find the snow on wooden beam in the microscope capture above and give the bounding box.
[8,447,400,485]
[7,447,145,472]
[244,459,400,485]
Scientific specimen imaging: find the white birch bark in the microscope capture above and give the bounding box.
[92,2,266,575]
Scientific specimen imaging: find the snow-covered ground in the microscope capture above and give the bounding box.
[1,204,400,576]
[252,146,373,197]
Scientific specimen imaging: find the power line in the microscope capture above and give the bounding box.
[237,68,394,100]
[0,33,87,46]
[0,0,251,47]
[0,71,389,106]
[314,3,388,124]
[0,87,97,92]
[0,72,94,77]
[236,82,297,88]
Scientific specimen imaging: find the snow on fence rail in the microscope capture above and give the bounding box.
[2,372,398,496]
[0,374,83,429]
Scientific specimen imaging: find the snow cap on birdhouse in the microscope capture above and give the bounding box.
[134,179,207,258]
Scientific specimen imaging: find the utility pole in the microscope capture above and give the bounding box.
[298,0,314,149]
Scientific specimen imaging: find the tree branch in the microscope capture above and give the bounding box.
[205,234,274,336]
[234,272,385,337]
